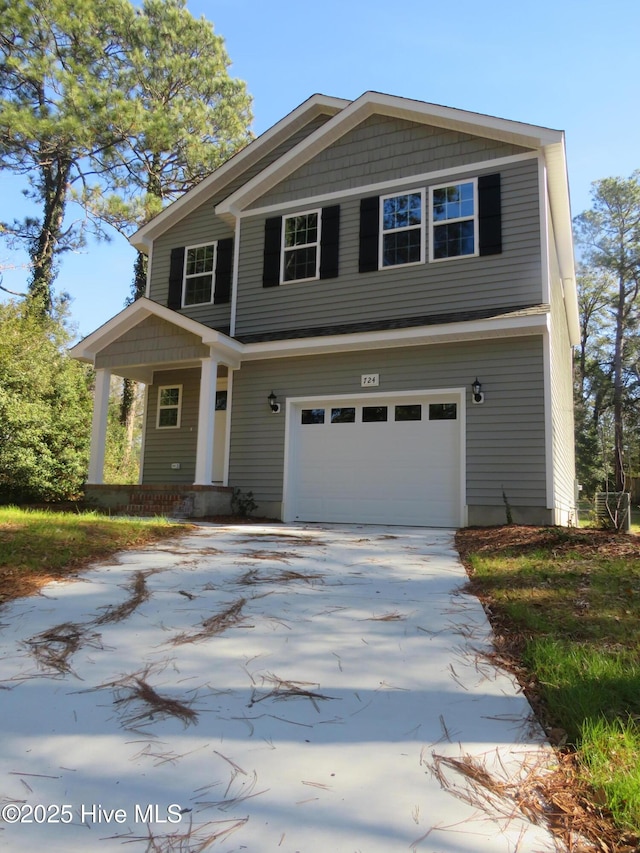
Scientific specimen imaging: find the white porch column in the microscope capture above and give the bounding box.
[194,355,219,485]
[87,368,111,484]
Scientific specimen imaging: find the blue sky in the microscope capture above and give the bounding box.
[1,0,638,338]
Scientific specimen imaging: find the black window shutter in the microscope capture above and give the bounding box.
[478,173,502,256]
[319,205,340,279]
[214,238,233,304]
[263,217,282,287]
[168,247,185,309]
[359,196,380,272]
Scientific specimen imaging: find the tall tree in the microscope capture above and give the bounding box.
[0,0,137,314]
[82,0,252,425]
[574,172,640,493]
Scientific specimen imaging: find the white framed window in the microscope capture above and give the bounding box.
[429,179,478,261]
[156,385,183,429]
[281,210,321,283]
[379,188,425,268]
[183,242,217,306]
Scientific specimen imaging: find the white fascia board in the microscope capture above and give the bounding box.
[543,140,579,346]
[243,152,537,219]
[69,297,244,365]
[241,312,550,362]
[130,94,349,251]
[216,91,564,216]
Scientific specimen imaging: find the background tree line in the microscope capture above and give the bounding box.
[574,172,640,506]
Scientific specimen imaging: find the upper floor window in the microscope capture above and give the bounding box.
[429,180,477,261]
[183,243,217,306]
[282,210,321,283]
[380,189,424,267]
[167,239,233,311]
[157,385,182,429]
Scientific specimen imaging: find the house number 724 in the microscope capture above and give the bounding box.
[361,374,379,387]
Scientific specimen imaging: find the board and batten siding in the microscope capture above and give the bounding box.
[146,112,335,319]
[235,157,542,338]
[94,316,209,371]
[228,337,548,521]
[143,368,200,484]
[548,218,577,523]
[250,115,531,205]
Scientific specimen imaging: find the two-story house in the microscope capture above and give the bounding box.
[71,91,578,527]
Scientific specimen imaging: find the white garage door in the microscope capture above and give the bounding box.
[285,393,462,527]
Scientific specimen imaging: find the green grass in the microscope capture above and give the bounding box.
[460,527,640,838]
[0,506,184,599]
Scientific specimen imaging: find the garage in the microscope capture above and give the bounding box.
[284,391,464,526]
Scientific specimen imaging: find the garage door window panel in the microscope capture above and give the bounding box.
[301,408,325,424]
[429,403,457,420]
[331,407,356,423]
[395,404,422,421]
[362,406,388,422]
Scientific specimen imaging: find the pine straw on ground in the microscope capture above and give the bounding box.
[170,598,247,645]
[454,524,640,853]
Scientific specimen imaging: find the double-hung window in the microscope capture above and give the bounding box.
[157,385,182,429]
[429,180,478,261]
[183,243,216,306]
[282,210,321,283]
[380,189,424,268]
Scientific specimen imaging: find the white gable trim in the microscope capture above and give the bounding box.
[130,94,348,250]
[239,152,538,219]
[69,297,244,367]
[216,91,563,217]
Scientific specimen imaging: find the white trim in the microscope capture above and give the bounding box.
[216,91,563,217]
[182,241,217,308]
[130,94,349,248]
[235,152,537,220]
[280,208,322,284]
[378,188,425,269]
[87,369,111,484]
[194,356,219,485]
[428,177,478,263]
[138,384,148,484]
[222,370,234,486]
[542,321,555,510]
[156,384,183,429]
[144,242,152,299]
[230,218,241,337]
[538,156,551,305]
[282,387,466,526]
[70,297,244,368]
[241,311,550,361]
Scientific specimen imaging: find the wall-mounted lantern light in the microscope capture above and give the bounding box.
[472,377,484,404]
[268,391,281,413]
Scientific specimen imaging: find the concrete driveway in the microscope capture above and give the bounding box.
[0,524,557,852]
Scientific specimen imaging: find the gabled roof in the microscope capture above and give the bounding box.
[69,297,244,369]
[215,91,565,217]
[129,91,578,345]
[130,94,348,250]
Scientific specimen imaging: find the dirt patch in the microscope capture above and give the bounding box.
[456,524,640,564]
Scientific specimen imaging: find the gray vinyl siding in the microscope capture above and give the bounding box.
[548,220,577,521]
[235,157,542,337]
[149,213,234,328]
[146,112,334,321]
[251,115,532,206]
[95,316,209,370]
[142,368,200,484]
[228,337,547,510]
